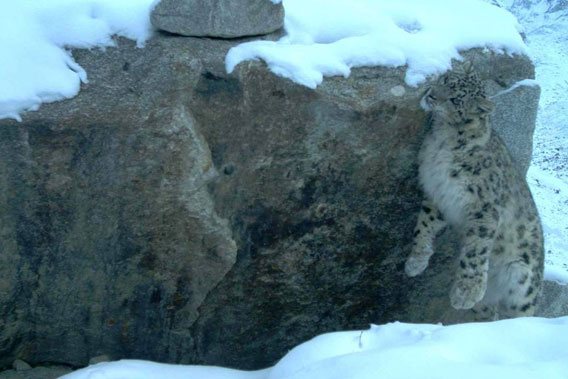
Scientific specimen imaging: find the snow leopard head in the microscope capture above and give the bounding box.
[421,61,494,125]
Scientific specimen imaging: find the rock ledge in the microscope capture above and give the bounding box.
[151,0,285,38]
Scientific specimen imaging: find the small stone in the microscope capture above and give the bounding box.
[89,355,111,365]
[390,85,406,97]
[12,359,32,371]
[151,0,285,38]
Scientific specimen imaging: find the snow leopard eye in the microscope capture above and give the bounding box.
[427,94,437,100]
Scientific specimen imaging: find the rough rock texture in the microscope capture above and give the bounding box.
[0,366,72,379]
[489,83,540,177]
[88,355,110,365]
[0,34,543,371]
[0,38,237,368]
[10,361,30,372]
[536,280,568,318]
[151,0,285,38]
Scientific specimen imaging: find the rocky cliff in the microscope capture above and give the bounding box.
[0,29,544,370]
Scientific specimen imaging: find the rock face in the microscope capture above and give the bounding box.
[0,34,542,370]
[0,366,72,379]
[151,0,285,38]
[489,82,540,177]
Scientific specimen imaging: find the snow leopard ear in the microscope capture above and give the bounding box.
[463,61,473,74]
[476,97,494,115]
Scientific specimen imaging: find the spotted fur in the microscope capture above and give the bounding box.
[406,61,544,320]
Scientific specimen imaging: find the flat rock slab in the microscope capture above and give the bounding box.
[151,0,284,38]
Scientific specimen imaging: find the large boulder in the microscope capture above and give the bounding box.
[0,34,542,370]
[151,0,285,38]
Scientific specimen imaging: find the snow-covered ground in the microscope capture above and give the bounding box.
[61,317,568,379]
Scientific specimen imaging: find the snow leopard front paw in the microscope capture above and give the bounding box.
[404,246,433,277]
[450,277,487,310]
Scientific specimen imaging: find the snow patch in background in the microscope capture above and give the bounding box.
[226,0,526,89]
[529,165,568,284]
[0,0,155,121]
[61,317,568,379]
[501,0,568,284]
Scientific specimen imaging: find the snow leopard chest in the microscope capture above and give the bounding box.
[418,132,471,226]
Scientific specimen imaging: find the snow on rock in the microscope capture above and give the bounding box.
[490,79,539,98]
[226,0,527,88]
[0,0,155,121]
[1,0,527,119]
[61,317,568,379]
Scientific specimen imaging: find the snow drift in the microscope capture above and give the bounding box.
[62,317,568,379]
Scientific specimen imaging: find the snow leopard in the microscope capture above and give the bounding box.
[405,61,544,320]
